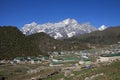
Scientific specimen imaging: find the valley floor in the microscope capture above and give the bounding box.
[45,61,120,80]
[0,61,120,80]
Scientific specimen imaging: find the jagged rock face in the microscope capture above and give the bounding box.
[21,18,97,39]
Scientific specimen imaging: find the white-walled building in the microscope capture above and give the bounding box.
[97,56,120,62]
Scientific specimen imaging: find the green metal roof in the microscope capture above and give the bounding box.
[101,53,120,57]
[30,57,38,61]
[82,58,90,61]
[64,58,78,61]
[52,62,63,65]
[14,57,25,60]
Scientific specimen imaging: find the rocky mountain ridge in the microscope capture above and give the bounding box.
[22,18,98,39]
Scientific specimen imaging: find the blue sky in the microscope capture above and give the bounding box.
[0,0,120,29]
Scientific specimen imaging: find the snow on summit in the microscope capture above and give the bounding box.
[98,25,107,31]
[21,18,97,39]
[62,18,78,25]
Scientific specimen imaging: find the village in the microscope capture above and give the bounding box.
[0,44,120,80]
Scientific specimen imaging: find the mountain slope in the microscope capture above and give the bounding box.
[0,26,26,59]
[0,26,89,59]
[21,18,97,39]
[70,26,120,45]
[1,26,119,59]
[26,32,89,53]
[0,26,44,59]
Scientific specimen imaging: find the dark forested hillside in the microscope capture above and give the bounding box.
[0,26,42,59]
[1,26,119,59]
[69,26,120,44]
[0,26,88,59]
[0,26,25,59]
[27,32,89,53]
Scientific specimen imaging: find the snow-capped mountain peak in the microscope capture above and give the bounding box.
[98,25,107,31]
[21,18,97,39]
[25,22,38,26]
[62,18,78,25]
